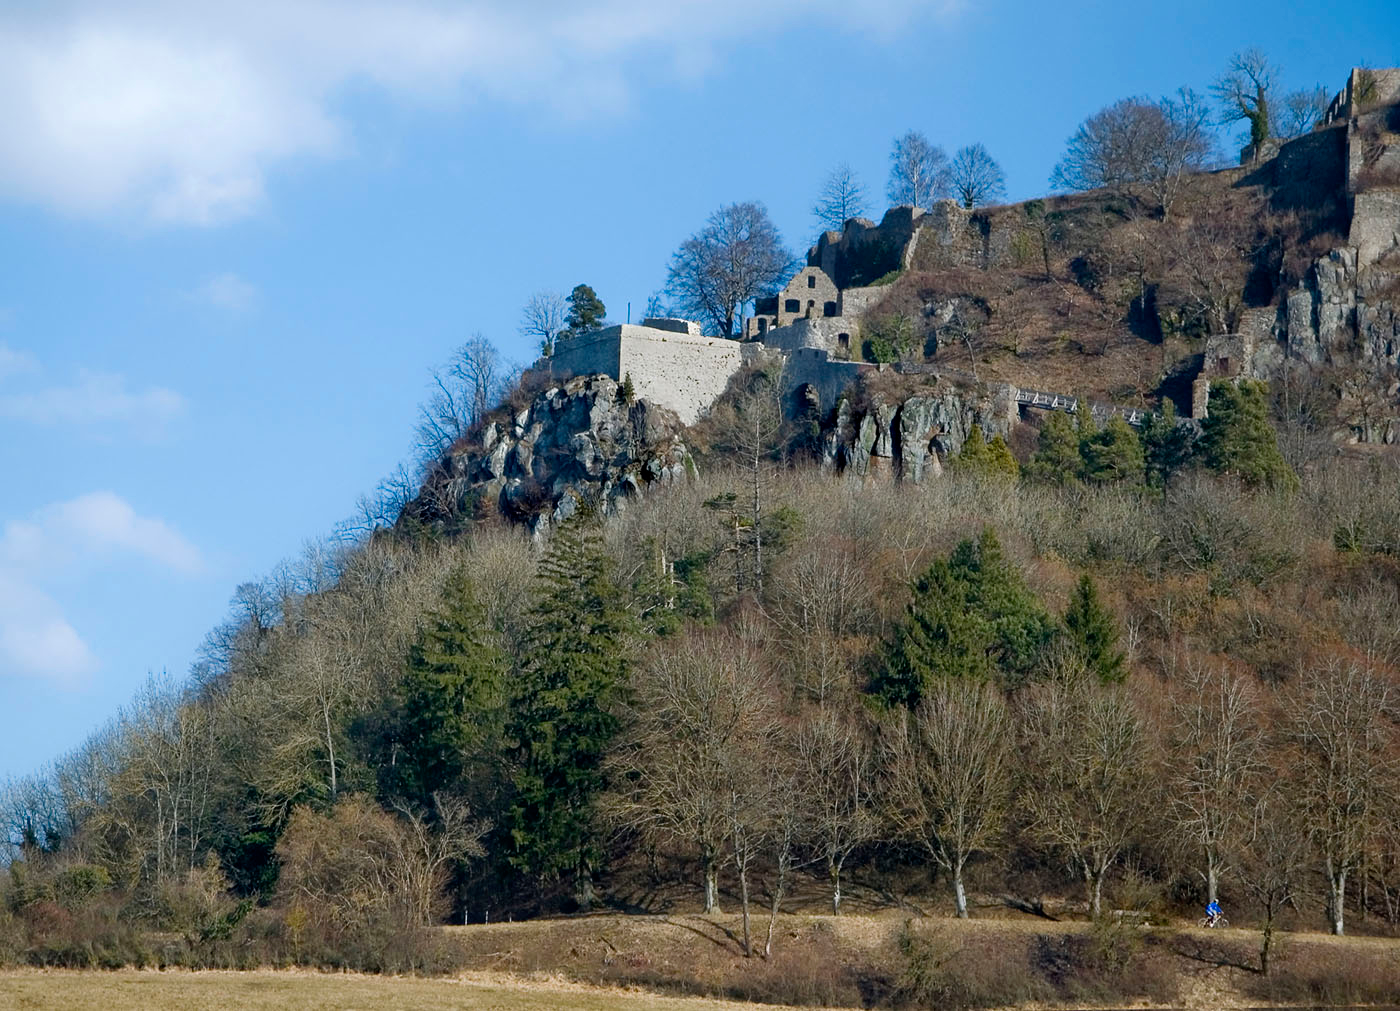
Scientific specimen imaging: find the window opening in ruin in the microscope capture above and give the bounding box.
[1220,356,1231,373]
[807,275,816,288]
[838,333,850,349]
[784,299,800,314]
[823,301,838,317]
[758,318,768,334]
[807,300,815,317]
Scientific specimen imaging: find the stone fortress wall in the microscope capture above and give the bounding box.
[544,319,748,426]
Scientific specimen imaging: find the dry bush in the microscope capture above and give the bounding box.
[1241,940,1400,1004]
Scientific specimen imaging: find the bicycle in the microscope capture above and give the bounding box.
[1199,913,1228,928]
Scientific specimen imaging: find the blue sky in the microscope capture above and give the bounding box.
[1,0,1397,779]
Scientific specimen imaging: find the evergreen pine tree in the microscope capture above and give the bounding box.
[986,434,1021,479]
[1063,573,1126,683]
[872,529,1055,705]
[618,372,635,405]
[954,424,992,472]
[396,567,506,807]
[507,513,634,907]
[1139,401,1195,488]
[1026,410,1082,484]
[564,284,607,337]
[953,425,1018,478]
[1200,380,1298,490]
[1081,416,1145,484]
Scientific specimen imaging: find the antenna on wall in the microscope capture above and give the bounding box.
[627,301,631,324]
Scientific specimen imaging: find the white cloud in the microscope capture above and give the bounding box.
[0,1,960,225]
[0,369,184,429]
[195,272,257,312]
[1,490,202,575]
[0,492,201,681]
[0,342,38,381]
[0,572,97,681]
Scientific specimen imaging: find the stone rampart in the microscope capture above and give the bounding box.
[1351,189,1400,268]
[615,326,746,425]
[783,347,867,414]
[548,324,745,425]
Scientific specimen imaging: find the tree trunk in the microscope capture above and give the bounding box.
[1259,916,1274,975]
[953,865,969,919]
[1206,856,1219,906]
[750,435,763,597]
[323,700,337,801]
[704,855,720,914]
[738,862,752,957]
[829,856,842,916]
[1330,868,1347,936]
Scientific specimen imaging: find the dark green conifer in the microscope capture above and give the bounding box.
[564,284,607,337]
[1199,380,1298,490]
[1063,573,1126,683]
[1139,401,1195,488]
[507,512,634,907]
[953,425,1019,479]
[397,567,505,806]
[872,529,1054,705]
[1081,416,1144,484]
[1026,410,1082,484]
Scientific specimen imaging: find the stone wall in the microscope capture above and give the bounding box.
[1327,67,1400,124]
[1351,189,1400,268]
[758,317,856,357]
[548,328,621,382]
[549,323,746,425]
[838,284,888,319]
[616,327,747,425]
[782,347,866,414]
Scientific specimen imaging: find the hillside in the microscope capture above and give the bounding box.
[6,63,1400,1011]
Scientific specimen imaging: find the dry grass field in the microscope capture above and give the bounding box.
[0,968,849,1011]
[3,914,1399,1011]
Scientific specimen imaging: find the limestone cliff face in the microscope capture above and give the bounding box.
[1272,246,1400,442]
[404,374,694,535]
[816,382,1017,482]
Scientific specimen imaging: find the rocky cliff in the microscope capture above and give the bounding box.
[400,370,1019,533]
[403,374,695,536]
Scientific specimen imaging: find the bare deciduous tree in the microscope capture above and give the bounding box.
[1240,785,1308,975]
[887,680,1013,918]
[1279,86,1329,140]
[812,162,869,233]
[415,335,508,463]
[665,202,795,338]
[1213,49,1278,149]
[887,131,950,209]
[609,632,772,914]
[519,291,569,357]
[1021,676,1145,918]
[797,708,879,914]
[1168,664,1266,905]
[1288,661,1396,935]
[949,143,1007,209]
[1050,92,1214,218]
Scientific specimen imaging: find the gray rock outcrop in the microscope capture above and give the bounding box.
[405,375,694,536]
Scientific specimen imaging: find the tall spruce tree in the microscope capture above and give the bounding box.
[1081,416,1144,484]
[1063,574,1126,683]
[396,567,506,807]
[1026,411,1083,484]
[872,529,1054,705]
[508,512,634,907]
[1139,401,1195,488]
[1200,380,1297,490]
[953,425,1020,479]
